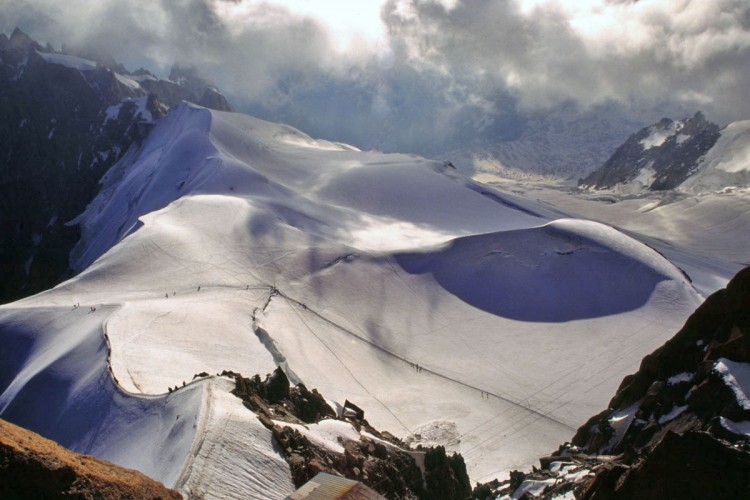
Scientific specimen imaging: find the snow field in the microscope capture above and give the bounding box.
[682,120,750,192]
[0,103,718,495]
[0,306,203,487]
[483,178,747,296]
[177,378,295,499]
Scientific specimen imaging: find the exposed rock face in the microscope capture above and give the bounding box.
[168,65,232,112]
[198,88,232,112]
[580,111,721,191]
[0,29,234,303]
[582,431,750,500]
[230,369,471,500]
[472,266,750,499]
[0,29,155,303]
[0,419,181,499]
[573,266,750,456]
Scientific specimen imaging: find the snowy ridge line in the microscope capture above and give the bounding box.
[271,288,577,433]
[101,307,195,399]
[102,312,209,397]
[0,302,205,487]
[172,380,213,493]
[617,228,696,288]
[103,310,213,490]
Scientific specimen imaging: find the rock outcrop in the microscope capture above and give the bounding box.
[0,29,234,303]
[472,266,750,499]
[580,111,721,191]
[230,368,471,500]
[573,266,750,456]
[0,28,155,303]
[0,419,181,499]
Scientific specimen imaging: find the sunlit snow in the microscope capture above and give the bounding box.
[0,103,713,496]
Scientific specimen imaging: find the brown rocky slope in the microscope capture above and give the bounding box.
[0,418,181,499]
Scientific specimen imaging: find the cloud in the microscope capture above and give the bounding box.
[1,0,749,157]
[380,0,750,121]
[0,0,338,99]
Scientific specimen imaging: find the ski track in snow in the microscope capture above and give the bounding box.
[271,289,576,432]
[0,103,732,493]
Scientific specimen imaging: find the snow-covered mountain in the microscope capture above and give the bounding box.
[0,98,710,497]
[0,29,232,303]
[579,110,750,196]
[580,112,722,193]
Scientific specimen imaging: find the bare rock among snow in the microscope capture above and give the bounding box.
[573,266,750,457]
[229,368,471,499]
[582,430,750,500]
[198,87,232,112]
[472,266,750,499]
[580,111,721,192]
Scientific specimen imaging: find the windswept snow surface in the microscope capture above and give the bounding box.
[479,175,747,296]
[682,120,750,193]
[1,103,704,494]
[0,306,202,487]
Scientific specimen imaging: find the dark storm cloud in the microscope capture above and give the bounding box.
[1,0,749,154]
[380,0,750,122]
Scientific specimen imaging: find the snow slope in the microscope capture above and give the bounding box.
[0,306,202,487]
[681,120,750,193]
[483,176,748,296]
[1,103,705,495]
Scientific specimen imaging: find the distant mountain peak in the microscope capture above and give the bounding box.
[580,111,721,192]
[8,27,38,49]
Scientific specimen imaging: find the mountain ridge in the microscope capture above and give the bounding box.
[0,29,233,303]
[580,111,722,192]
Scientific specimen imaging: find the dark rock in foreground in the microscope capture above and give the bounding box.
[0,418,181,499]
[472,266,750,499]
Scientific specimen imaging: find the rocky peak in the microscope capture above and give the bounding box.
[167,64,232,112]
[132,67,155,77]
[8,27,39,51]
[580,111,721,191]
[168,64,207,95]
[198,87,232,112]
[0,30,236,302]
[0,27,41,69]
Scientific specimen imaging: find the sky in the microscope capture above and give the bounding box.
[2,0,750,157]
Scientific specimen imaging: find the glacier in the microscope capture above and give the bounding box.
[0,103,711,497]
